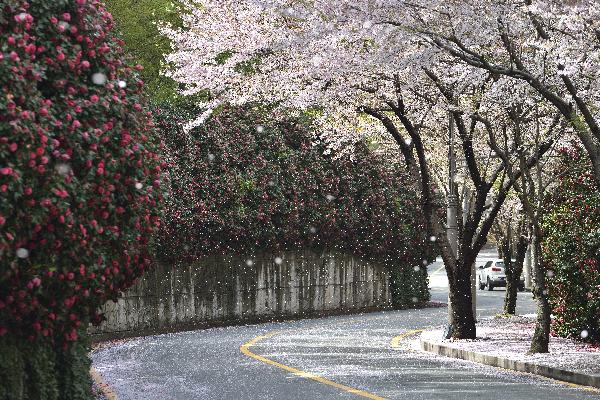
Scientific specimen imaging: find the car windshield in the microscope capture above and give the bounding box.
[496,262,504,268]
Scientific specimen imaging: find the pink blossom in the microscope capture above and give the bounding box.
[52,188,69,198]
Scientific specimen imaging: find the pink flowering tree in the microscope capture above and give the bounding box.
[407,0,600,187]
[162,0,561,340]
[0,0,163,397]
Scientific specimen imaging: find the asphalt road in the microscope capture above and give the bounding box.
[92,252,597,400]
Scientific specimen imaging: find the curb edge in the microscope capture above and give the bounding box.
[420,337,600,391]
[90,367,119,400]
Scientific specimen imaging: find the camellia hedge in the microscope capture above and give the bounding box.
[156,102,433,306]
[0,1,163,398]
[543,146,600,343]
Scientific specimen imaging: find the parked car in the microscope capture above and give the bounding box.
[478,259,525,291]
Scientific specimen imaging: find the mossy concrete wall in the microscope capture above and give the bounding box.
[91,250,391,338]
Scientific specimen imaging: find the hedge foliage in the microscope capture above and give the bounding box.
[0,330,92,400]
[156,102,433,306]
[0,0,164,397]
[103,0,182,101]
[543,147,600,342]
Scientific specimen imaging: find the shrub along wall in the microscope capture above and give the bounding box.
[543,147,600,343]
[0,1,164,398]
[156,103,433,307]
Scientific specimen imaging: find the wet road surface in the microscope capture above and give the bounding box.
[92,253,598,399]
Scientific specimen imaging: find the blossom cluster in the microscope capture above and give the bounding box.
[0,0,164,343]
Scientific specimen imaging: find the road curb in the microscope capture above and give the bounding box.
[90,367,119,400]
[420,337,600,389]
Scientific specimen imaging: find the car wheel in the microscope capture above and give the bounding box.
[479,281,485,290]
[487,278,493,291]
[518,285,525,292]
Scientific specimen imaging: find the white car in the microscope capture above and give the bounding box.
[478,259,525,291]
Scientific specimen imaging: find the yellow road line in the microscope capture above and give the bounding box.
[240,331,386,400]
[432,264,446,275]
[90,367,119,400]
[390,329,425,349]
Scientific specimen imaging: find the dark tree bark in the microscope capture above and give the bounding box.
[502,228,528,315]
[529,228,551,353]
[448,259,477,337]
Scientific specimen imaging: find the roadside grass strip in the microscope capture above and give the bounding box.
[240,331,386,400]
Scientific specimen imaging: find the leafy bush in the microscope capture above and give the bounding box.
[0,329,91,400]
[0,0,164,397]
[103,0,182,101]
[543,146,600,342]
[156,103,432,306]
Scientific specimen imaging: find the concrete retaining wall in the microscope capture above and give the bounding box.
[91,250,391,338]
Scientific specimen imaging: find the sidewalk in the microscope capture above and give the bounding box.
[420,315,600,389]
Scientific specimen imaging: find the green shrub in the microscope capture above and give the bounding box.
[103,0,183,101]
[0,331,91,400]
[543,146,600,342]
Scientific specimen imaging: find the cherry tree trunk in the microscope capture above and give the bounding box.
[504,279,519,315]
[449,263,477,339]
[529,231,551,353]
[503,235,527,315]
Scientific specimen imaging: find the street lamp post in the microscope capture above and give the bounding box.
[447,113,458,324]
[462,182,477,321]
[447,112,477,325]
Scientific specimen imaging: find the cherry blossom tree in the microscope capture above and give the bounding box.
[411,0,600,187]
[163,0,562,340]
[485,93,572,352]
[491,198,528,316]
